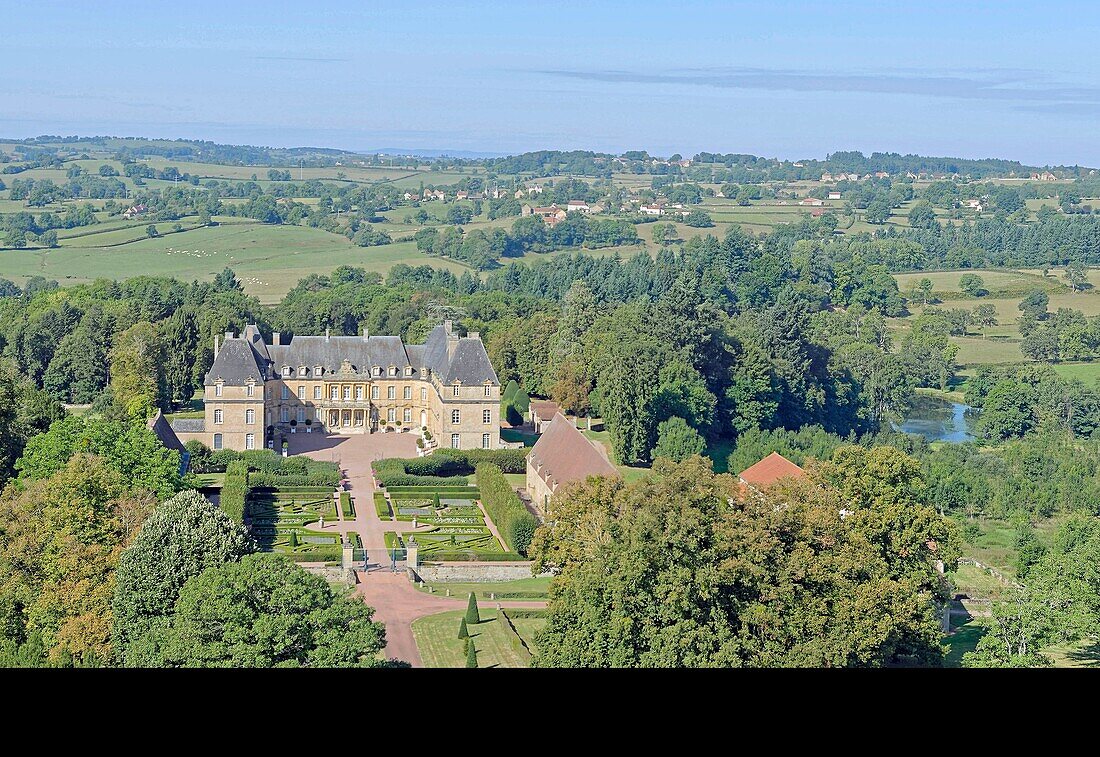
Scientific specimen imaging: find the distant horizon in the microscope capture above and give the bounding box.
[5,2,1100,166]
[2,131,1088,170]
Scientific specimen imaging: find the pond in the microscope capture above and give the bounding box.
[894,395,976,443]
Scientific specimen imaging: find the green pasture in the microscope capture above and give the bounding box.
[412,608,544,668]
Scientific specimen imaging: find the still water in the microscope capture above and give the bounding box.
[894,395,976,443]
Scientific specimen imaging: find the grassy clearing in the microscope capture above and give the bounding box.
[894,269,1056,295]
[412,608,543,668]
[1052,362,1100,385]
[944,616,985,667]
[579,427,650,482]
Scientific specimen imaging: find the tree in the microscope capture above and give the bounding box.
[683,210,713,227]
[146,225,158,238]
[1019,289,1049,320]
[0,359,65,485]
[972,304,998,338]
[39,229,58,248]
[148,554,387,667]
[466,640,477,668]
[963,587,1053,668]
[865,200,890,224]
[213,267,242,293]
[110,320,163,418]
[958,273,986,297]
[907,202,937,229]
[458,617,469,639]
[979,380,1034,439]
[112,490,255,665]
[531,458,954,667]
[1065,262,1088,293]
[651,417,705,462]
[917,278,934,305]
[465,592,480,625]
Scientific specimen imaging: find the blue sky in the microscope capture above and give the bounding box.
[4,1,1100,165]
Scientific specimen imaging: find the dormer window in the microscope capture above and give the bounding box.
[389,366,397,376]
[373,366,381,376]
[298,366,307,376]
[215,382,223,397]
[453,383,461,397]
[247,382,255,397]
[404,366,414,376]
[281,365,292,377]
[314,365,324,376]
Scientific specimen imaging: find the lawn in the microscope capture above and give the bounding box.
[412,608,544,668]
[414,575,551,600]
[943,616,985,667]
[1051,362,1100,385]
[579,427,650,482]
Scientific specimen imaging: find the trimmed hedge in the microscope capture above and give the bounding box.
[504,609,549,619]
[189,446,340,484]
[435,448,527,474]
[476,463,537,556]
[421,551,526,562]
[373,457,469,487]
[282,548,343,563]
[221,460,249,523]
[340,492,354,517]
[374,492,392,519]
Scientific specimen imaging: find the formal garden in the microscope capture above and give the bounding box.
[411,594,546,668]
[372,448,537,560]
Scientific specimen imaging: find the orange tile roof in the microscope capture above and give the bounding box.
[738,452,806,489]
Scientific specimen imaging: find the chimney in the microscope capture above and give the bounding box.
[443,319,453,334]
[214,335,220,357]
[363,327,369,341]
[272,331,280,346]
[468,331,480,340]
[325,327,330,341]
[225,330,234,340]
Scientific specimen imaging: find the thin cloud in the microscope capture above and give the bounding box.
[539,66,1100,107]
[252,55,349,63]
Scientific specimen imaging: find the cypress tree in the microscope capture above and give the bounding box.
[465,592,480,624]
[458,617,469,639]
[466,640,477,668]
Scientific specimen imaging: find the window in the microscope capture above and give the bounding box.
[405,367,413,376]
[298,366,307,376]
[343,386,351,400]
[281,408,289,423]
[389,366,397,376]
[315,365,324,376]
[246,383,254,397]
[215,383,223,397]
[482,433,491,449]
[451,409,460,424]
[403,386,412,400]
[420,387,427,401]
[282,366,292,377]
[356,386,364,400]
[246,409,255,425]
[214,409,223,424]
[213,433,222,450]
[388,408,396,422]
[314,386,321,400]
[453,384,460,397]
[373,366,381,376]
[245,433,255,450]
[330,386,339,400]
[297,408,305,423]
[297,386,304,400]
[371,386,379,400]
[387,386,395,400]
[485,385,492,397]
[451,433,460,449]
[404,408,412,423]
[281,385,289,400]
[483,409,491,424]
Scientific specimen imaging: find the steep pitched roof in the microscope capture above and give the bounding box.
[441,338,498,384]
[527,413,618,490]
[170,418,206,433]
[738,452,806,490]
[204,337,265,385]
[147,410,186,453]
[530,400,560,419]
[268,336,373,376]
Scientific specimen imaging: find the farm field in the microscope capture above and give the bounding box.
[1051,362,1100,384]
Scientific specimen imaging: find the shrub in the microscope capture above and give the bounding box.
[340,492,354,517]
[220,460,250,523]
[476,463,538,555]
[458,617,469,639]
[435,448,527,474]
[465,592,480,624]
[373,457,469,487]
[288,530,299,548]
[466,641,477,668]
[498,609,534,663]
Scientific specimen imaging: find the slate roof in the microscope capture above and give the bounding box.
[527,412,618,490]
[147,411,187,453]
[170,418,206,433]
[738,452,806,490]
[206,322,497,386]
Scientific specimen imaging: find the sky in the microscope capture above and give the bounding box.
[4,1,1100,165]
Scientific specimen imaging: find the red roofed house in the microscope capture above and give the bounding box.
[529,399,560,434]
[532,204,568,227]
[527,412,619,512]
[738,452,806,497]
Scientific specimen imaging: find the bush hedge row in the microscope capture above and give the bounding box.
[249,471,340,488]
[374,492,392,519]
[434,448,527,474]
[475,463,538,556]
[373,457,469,487]
[340,492,354,517]
[421,551,525,562]
[498,609,534,663]
[282,548,343,563]
[221,460,249,523]
[186,443,340,483]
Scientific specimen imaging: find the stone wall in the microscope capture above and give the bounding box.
[414,562,542,583]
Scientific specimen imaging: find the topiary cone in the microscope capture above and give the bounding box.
[466,640,477,668]
[458,617,469,639]
[465,592,480,624]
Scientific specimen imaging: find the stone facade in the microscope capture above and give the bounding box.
[192,321,500,452]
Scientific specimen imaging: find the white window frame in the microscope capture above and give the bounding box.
[484,385,491,397]
[387,386,395,400]
[246,409,255,425]
[213,409,223,424]
[343,386,351,400]
[483,409,491,424]
[330,386,339,400]
[404,408,412,423]
[314,386,322,399]
[451,409,460,424]
[281,385,289,400]
[482,433,491,449]
[246,383,254,397]
[297,386,304,399]
[451,433,460,449]
[453,384,460,397]
[421,387,427,401]
[388,408,396,422]
[281,407,289,423]
[371,386,379,400]
[213,433,223,450]
[282,366,292,377]
[245,433,255,450]
[373,366,381,376]
[215,383,223,397]
[403,386,412,400]
[356,385,364,400]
